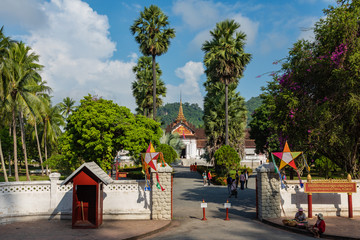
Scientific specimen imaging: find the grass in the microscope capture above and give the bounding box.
[0,165,67,182]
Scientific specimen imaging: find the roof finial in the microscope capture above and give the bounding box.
[176,92,186,122]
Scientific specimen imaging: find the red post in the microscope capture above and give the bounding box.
[201,199,207,221]
[348,193,353,218]
[224,200,230,221]
[308,193,312,219]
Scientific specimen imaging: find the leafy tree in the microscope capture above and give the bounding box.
[214,145,240,175]
[156,143,177,164]
[58,95,162,171]
[202,19,251,145]
[159,132,184,157]
[131,5,175,120]
[250,1,360,177]
[203,80,247,162]
[132,56,166,117]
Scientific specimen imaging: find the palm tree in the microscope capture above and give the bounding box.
[203,80,247,161]
[132,56,166,117]
[28,80,52,176]
[41,99,64,175]
[59,97,76,118]
[130,5,175,120]
[2,41,43,181]
[202,19,251,145]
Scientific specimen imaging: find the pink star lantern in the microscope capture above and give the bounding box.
[272,141,302,170]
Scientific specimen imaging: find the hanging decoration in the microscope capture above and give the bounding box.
[272,141,304,188]
[271,153,286,189]
[141,142,167,191]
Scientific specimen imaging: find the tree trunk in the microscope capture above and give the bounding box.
[19,111,30,181]
[12,109,19,181]
[34,120,44,176]
[0,138,9,182]
[44,123,49,176]
[152,54,157,121]
[8,124,12,177]
[225,82,229,145]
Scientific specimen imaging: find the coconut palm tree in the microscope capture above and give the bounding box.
[202,20,251,145]
[130,5,175,120]
[41,99,64,175]
[59,97,76,118]
[132,56,166,117]
[2,41,43,181]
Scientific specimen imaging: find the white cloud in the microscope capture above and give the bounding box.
[232,13,259,46]
[0,0,47,29]
[165,61,205,107]
[259,32,289,54]
[14,0,137,110]
[173,0,219,30]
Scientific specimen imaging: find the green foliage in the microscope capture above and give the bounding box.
[214,145,240,174]
[59,95,162,172]
[314,156,339,179]
[132,56,166,117]
[203,81,247,160]
[249,1,360,177]
[157,102,204,128]
[159,132,185,156]
[155,144,177,164]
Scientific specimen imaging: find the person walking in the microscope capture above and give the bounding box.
[226,174,232,194]
[202,171,207,186]
[229,179,237,198]
[240,171,245,190]
[244,169,249,188]
[207,170,212,185]
[235,170,240,188]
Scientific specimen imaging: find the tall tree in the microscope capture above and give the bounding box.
[202,20,251,145]
[203,80,247,162]
[132,56,166,117]
[130,5,175,120]
[59,97,76,118]
[41,98,64,175]
[2,41,43,181]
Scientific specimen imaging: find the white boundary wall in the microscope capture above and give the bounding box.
[280,179,360,217]
[0,173,151,223]
[256,163,360,219]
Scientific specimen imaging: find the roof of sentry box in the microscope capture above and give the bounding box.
[61,161,113,186]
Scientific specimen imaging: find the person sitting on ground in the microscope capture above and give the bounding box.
[310,213,326,238]
[294,207,307,222]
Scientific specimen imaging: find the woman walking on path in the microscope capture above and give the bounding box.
[240,172,245,190]
[207,171,212,185]
[244,170,249,188]
[202,171,207,186]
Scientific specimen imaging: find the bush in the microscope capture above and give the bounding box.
[214,145,240,175]
[156,144,178,164]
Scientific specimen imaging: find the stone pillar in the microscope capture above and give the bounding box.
[49,172,61,210]
[256,163,281,220]
[151,163,173,220]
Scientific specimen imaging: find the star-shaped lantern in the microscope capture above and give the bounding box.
[142,142,159,171]
[272,141,302,170]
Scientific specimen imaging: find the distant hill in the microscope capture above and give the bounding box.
[158,96,262,129]
[158,102,204,128]
[245,96,262,125]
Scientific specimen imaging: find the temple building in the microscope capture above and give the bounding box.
[165,100,206,159]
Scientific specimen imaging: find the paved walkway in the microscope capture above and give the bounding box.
[1,166,359,239]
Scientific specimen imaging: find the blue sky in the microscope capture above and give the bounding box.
[0,0,335,112]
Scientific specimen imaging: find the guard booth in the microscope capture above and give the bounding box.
[61,162,113,228]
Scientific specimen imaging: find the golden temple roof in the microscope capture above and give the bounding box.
[175,99,186,122]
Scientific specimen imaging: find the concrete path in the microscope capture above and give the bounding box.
[141,166,314,240]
